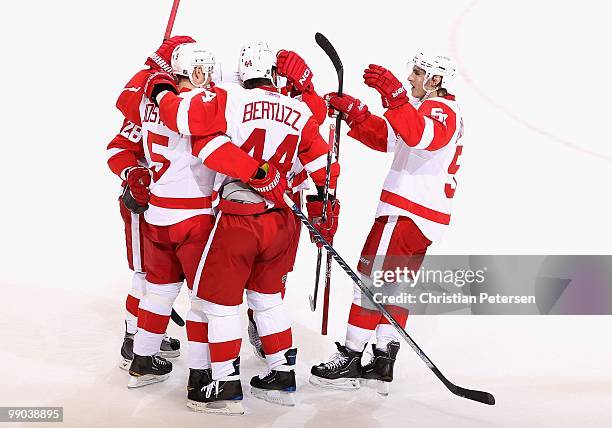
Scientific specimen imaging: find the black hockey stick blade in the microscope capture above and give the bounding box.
[315,33,343,94]
[171,308,185,327]
[453,386,496,405]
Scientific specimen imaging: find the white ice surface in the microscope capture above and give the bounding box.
[1,0,612,426]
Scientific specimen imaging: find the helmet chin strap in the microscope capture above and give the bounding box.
[188,66,211,88]
[420,74,437,100]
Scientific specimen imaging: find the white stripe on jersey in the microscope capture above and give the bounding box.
[197,135,230,161]
[192,212,222,297]
[177,96,191,135]
[303,153,329,173]
[106,147,125,160]
[413,116,435,150]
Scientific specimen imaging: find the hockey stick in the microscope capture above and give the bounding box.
[162,0,186,328]
[163,0,181,40]
[283,193,496,406]
[311,33,344,336]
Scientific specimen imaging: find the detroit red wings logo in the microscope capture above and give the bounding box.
[200,90,217,103]
[431,107,448,125]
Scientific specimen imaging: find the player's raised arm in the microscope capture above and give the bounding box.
[384,100,457,151]
[364,63,457,151]
[326,92,397,153]
[145,73,228,137]
[276,50,327,125]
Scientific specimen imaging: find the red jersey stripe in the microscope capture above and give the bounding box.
[380,190,451,225]
[149,195,212,209]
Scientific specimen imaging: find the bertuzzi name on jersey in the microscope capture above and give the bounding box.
[242,100,302,132]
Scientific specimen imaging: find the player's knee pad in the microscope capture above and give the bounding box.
[203,301,241,345]
[352,278,369,306]
[131,271,147,297]
[245,290,283,313]
[143,281,182,311]
[187,297,210,323]
[198,299,240,318]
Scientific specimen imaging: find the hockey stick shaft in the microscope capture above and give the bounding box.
[322,118,342,334]
[310,248,322,311]
[163,0,181,40]
[314,33,343,333]
[310,123,336,313]
[321,251,332,334]
[283,194,495,405]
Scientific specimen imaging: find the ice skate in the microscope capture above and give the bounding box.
[119,331,134,370]
[310,342,362,390]
[250,349,297,406]
[187,368,213,406]
[127,354,172,388]
[360,341,400,396]
[158,334,180,358]
[119,331,180,370]
[187,358,244,415]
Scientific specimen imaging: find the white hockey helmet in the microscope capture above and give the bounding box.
[238,41,276,84]
[410,52,457,94]
[171,43,216,88]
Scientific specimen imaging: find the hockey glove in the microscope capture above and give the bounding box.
[363,64,408,109]
[276,50,313,93]
[145,35,196,73]
[122,166,151,214]
[248,162,288,208]
[144,72,178,106]
[325,92,370,126]
[306,194,340,247]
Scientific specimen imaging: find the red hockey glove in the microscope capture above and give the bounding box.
[363,64,408,109]
[144,71,178,106]
[306,195,340,247]
[248,162,288,207]
[276,50,313,93]
[325,92,370,126]
[145,35,196,73]
[122,166,151,214]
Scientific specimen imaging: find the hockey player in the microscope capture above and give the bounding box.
[144,40,340,414]
[246,48,327,361]
[114,41,220,388]
[310,52,463,395]
[107,36,195,371]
